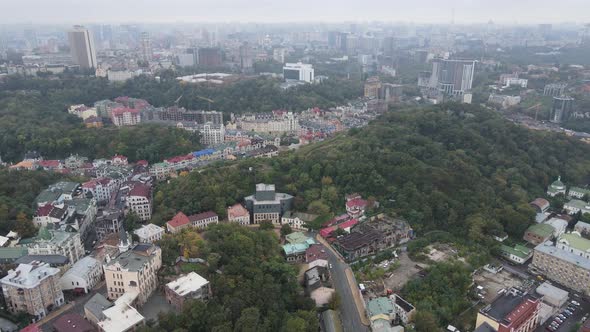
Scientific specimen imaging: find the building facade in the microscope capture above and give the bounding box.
[134,224,164,243]
[164,272,211,310]
[68,26,97,69]
[244,183,294,225]
[127,184,152,221]
[60,256,103,293]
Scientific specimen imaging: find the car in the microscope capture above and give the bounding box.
[329,263,333,269]
[567,306,575,311]
[557,314,566,320]
[550,321,560,327]
[564,310,573,316]
[546,326,555,332]
[555,318,563,324]
[571,300,581,306]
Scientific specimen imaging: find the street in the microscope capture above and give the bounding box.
[316,235,370,332]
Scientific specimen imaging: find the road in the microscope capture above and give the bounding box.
[316,235,370,332]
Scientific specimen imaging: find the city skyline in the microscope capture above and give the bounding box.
[3,0,590,25]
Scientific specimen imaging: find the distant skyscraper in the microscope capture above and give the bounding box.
[68,26,97,69]
[550,96,574,123]
[283,63,314,83]
[197,48,222,67]
[429,58,476,96]
[139,32,152,62]
[239,42,253,70]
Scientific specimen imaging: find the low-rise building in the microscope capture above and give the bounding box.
[304,266,334,307]
[500,244,533,264]
[392,294,415,324]
[23,227,84,264]
[227,204,250,225]
[95,209,124,241]
[60,256,103,293]
[544,217,568,237]
[523,223,555,245]
[1,262,64,321]
[53,313,95,332]
[568,186,590,199]
[85,292,145,332]
[282,212,317,231]
[475,290,540,332]
[575,221,590,236]
[165,272,211,310]
[529,198,550,213]
[134,224,164,243]
[535,282,568,308]
[244,183,293,225]
[564,199,590,215]
[166,212,191,234]
[283,235,316,263]
[126,183,152,221]
[111,107,141,127]
[188,211,219,229]
[103,244,162,306]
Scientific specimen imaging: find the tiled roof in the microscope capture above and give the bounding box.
[346,198,367,208]
[129,183,150,198]
[35,204,54,217]
[188,211,218,221]
[167,212,190,228]
[165,154,194,164]
[228,204,249,219]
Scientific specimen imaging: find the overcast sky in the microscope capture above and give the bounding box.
[4,0,590,24]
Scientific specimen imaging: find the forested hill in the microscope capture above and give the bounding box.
[153,103,590,242]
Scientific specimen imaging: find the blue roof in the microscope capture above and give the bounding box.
[193,149,216,157]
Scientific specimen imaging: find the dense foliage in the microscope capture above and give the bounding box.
[142,224,318,332]
[0,74,361,162]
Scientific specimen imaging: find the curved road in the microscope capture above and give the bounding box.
[316,235,370,332]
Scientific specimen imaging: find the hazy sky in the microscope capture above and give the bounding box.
[4,0,590,24]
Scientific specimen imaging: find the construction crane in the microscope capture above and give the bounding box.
[174,94,183,106]
[196,96,215,111]
[526,103,542,121]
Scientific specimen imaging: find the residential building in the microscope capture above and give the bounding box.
[544,217,569,237]
[475,290,540,332]
[488,94,521,109]
[24,228,84,264]
[564,199,590,215]
[500,244,533,264]
[166,212,191,234]
[134,224,164,243]
[283,62,314,83]
[244,183,294,225]
[182,122,224,146]
[523,223,555,245]
[549,96,574,123]
[82,178,116,203]
[68,26,97,69]
[139,32,152,62]
[227,204,250,225]
[126,183,152,221]
[304,266,334,307]
[188,211,219,229]
[575,221,590,236]
[1,262,64,321]
[568,186,590,199]
[33,204,68,227]
[428,58,476,96]
[282,212,317,231]
[547,176,567,197]
[60,256,102,293]
[35,182,81,207]
[364,76,382,99]
[535,282,568,308]
[366,297,396,331]
[305,244,329,263]
[392,294,416,324]
[334,215,413,261]
[103,243,162,306]
[197,48,222,67]
[532,237,590,295]
[95,209,124,240]
[85,292,145,332]
[111,107,141,127]
[53,313,95,332]
[165,272,211,310]
[543,83,567,97]
[529,198,550,213]
[283,235,316,263]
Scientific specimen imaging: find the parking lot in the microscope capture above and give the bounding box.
[537,293,589,332]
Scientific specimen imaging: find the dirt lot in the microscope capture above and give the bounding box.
[473,269,525,303]
[424,243,458,262]
[383,251,428,292]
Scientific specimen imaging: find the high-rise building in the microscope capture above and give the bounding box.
[429,58,476,96]
[364,76,382,99]
[239,42,253,70]
[139,32,152,62]
[197,48,222,67]
[68,25,97,69]
[550,96,574,123]
[283,63,314,83]
[544,83,567,97]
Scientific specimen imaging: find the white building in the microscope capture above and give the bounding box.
[180,122,225,146]
[134,224,164,243]
[544,217,569,237]
[108,69,137,82]
[89,292,145,332]
[188,211,219,230]
[283,62,315,83]
[165,272,211,310]
[556,232,590,260]
[26,228,84,264]
[504,78,528,88]
[60,256,103,293]
[563,199,590,215]
[227,204,250,226]
[111,108,141,127]
[126,184,152,221]
[82,178,116,203]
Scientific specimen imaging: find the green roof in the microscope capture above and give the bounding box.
[569,187,590,195]
[559,233,590,252]
[285,232,310,245]
[501,244,532,259]
[0,247,28,260]
[283,243,309,255]
[367,297,394,317]
[526,223,554,238]
[566,199,590,210]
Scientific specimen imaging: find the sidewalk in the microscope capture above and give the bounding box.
[315,234,345,262]
[345,268,370,326]
[35,302,74,326]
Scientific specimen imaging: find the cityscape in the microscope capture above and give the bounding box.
[2,1,590,332]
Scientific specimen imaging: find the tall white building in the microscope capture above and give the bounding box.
[68,26,97,69]
[283,63,315,83]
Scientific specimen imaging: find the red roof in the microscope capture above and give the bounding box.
[136,160,149,167]
[129,183,150,198]
[111,107,140,116]
[346,198,367,209]
[36,204,54,217]
[338,219,358,229]
[38,160,61,168]
[503,298,539,329]
[228,204,249,219]
[306,244,329,263]
[165,154,194,164]
[188,211,218,222]
[20,324,41,332]
[319,226,336,238]
[52,313,94,332]
[323,214,350,227]
[112,154,127,161]
[167,212,190,228]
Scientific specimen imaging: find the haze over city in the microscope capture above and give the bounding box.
[3,0,590,24]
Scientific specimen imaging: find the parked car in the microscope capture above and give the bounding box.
[571,300,581,306]
[564,310,573,316]
[557,314,566,320]
[555,317,563,324]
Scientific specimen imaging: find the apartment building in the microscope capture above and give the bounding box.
[134,224,164,243]
[165,272,211,310]
[60,256,103,293]
[126,183,152,221]
[111,107,141,126]
[103,243,162,306]
[1,262,64,321]
[24,228,84,264]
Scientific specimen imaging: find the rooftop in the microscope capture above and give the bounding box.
[536,282,568,300]
[1,262,60,288]
[526,223,554,238]
[565,199,590,210]
[228,204,249,219]
[535,242,590,270]
[285,232,311,245]
[84,293,113,321]
[134,224,164,238]
[283,243,310,256]
[97,292,144,332]
[336,227,382,251]
[105,244,159,272]
[188,211,218,222]
[52,313,95,332]
[501,244,532,259]
[128,183,150,198]
[367,297,394,317]
[167,212,190,228]
[558,232,590,252]
[62,256,99,279]
[15,254,69,265]
[482,291,538,325]
[166,272,209,297]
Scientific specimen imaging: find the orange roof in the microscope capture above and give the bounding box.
[228,204,249,219]
[10,161,34,169]
[167,212,190,228]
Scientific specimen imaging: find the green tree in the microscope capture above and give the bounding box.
[259,220,274,231]
[280,224,293,237]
